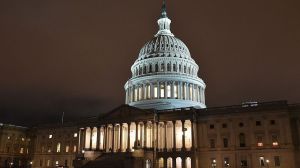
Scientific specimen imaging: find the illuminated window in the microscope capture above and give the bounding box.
[49,134,52,139]
[272,135,279,146]
[73,145,77,152]
[20,148,24,154]
[138,86,142,100]
[47,160,50,167]
[154,86,158,98]
[158,158,164,168]
[7,136,10,140]
[147,85,150,99]
[134,88,138,102]
[167,84,171,98]
[48,147,51,153]
[174,84,178,98]
[257,136,263,147]
[176,157,182,168]
[160,84,165,98]
[21,138,25,141]
[74,133,78,137]
[56,143,61,153]
[55,161,59,166]
[65,145,69,153]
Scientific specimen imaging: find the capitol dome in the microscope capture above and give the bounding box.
[124,1,206,110]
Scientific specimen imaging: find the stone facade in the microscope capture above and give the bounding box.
[0,124,31,168]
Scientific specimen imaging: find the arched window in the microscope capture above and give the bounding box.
[158,158,164,168]
[149,64,153,73]
[173,64,177,72]
[85,128,91,149]
[143,65,146,74]
[167,63,171,71]
[186,157,192,168]
[239,133,246,147]
[184,66,187,73]
[188,67,191,74]
[155,64,159,72]
[139,67,142,75]
[146,84,151,99]
[176,157,182,168]
[179,64,182,72]
[167,157,173,168]
[154,85,158,98]
[161,63,165,72]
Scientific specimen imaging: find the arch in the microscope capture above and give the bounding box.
[155,63,159,72]
[167,157,173,168]
[186,157,191,168]
[173,63,177,72]
[167,63,171,71]
[184,120,192,149]
[175,120,183,149]
[176,157,182,168]
[161,63,165,72]
[91,127,97,149]
[149,64,152,73]
[158,158,164,168]
[85,127,91,149]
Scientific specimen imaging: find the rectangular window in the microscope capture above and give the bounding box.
[223,138,228,148]
[65,146,69,153]
[160,84,165,98]
[241,160,247,167]
[20,148,24,154]
[272,135,279,146]
[274,156,280,166]
[167,84,171,98]
[257,136,263,147]
[154,86,158,98]
[47,160,50,167]
[210,139,215,148]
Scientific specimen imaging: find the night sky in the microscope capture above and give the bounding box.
[0,0,299,126]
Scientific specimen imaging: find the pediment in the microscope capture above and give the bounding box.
[98,104,153,124]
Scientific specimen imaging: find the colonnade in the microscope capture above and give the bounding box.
[157,157,192,168]
[79,120,195,153]
[125,81,205,104]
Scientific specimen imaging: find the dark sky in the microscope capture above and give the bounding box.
[0,0,299,126]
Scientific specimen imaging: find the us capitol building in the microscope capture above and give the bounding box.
[1,1,300,168]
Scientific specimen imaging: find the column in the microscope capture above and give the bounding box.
[179,82,182,99]
[105,125,108,152]
[164,81,167,99]
[82,129,86,151]
[182,120,186,150]
[96,127,100,150]
[171,82,174,99]
[89,127,92,150]
[78,129,81,154]
[120,124,123,152]
[144,121,147,147]
[135,122,138,148]
[173,121,176,151]
[157,82,161,98]
[191,121,195,150]
[112,124,115,152]
[164,122,167,151]
[150,83,154,99]
[127,123,131,152]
